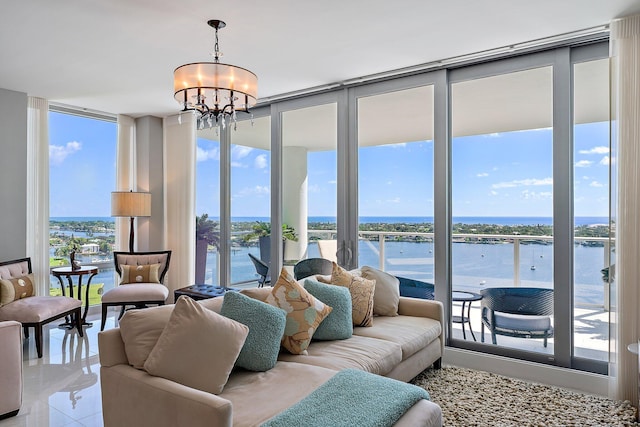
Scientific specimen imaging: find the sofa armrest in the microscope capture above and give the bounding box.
[101,364,233,427]
[0,321,22,417]
[397,297,445,357]
[98,328,129,367]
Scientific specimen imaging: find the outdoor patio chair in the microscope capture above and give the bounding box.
[480,287,554,347]
[294,257,333,280]
[317,240,338,263]
[100,250,171,331]
[248,253,270,287]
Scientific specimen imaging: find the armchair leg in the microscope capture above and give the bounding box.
[118,305,127,320]
[101,304,108,331]
[75,308,83,337]
[433,357,442,369]
[481,323,485,343]
[543,333,548,348]
[491,332,497,345]
[23,326,29,339]
[35,325,43,358]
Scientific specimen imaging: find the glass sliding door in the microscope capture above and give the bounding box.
[195,128,221,285]
[356,85,435,287]
[572,58,610,363]
[451,65,554,353]
[281,102,338,268]
[230,116,271,285]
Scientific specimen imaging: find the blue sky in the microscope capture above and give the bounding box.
[49,112,610,219]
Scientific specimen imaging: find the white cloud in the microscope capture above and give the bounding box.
[589,181,603,188]
[308,184,321,193]
[575,160,593,168]
[492,177,552,189]
[196,146,219,162]
[521,190,552,200]
[599,156,610,166]
[235,185,270,198]
[387,197,401,203]
[387,181,393,185]
[579,146,609,155]
[482,133,500,138]
[477,172,489,177]
[582,176,590,180]
[254,154,267,169]
[231,161,246,168]
[232,146,253,159]
[328,180,337,184]
[50,141,81,165]
[490,190,498,196]
[390,143,407,148]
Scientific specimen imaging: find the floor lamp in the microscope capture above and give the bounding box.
[111,191,151,252]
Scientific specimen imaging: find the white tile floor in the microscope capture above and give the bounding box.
[0,309,116,427]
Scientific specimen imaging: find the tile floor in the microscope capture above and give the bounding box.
[0,309,119,427]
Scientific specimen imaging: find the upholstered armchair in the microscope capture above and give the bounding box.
[100,251,171,331]
[0,320,22,419]
[0,257,83,358]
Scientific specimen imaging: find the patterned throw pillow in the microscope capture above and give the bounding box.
[319,262,375,327]
[265,268,332,355]
[120,264,161,284]
[0,274,35,306]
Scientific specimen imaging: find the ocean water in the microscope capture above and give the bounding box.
[50,216,610,306]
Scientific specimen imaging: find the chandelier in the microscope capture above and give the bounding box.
[174,20,258,130]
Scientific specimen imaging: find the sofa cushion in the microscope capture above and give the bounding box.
[265,268,332,355]
[220,362,339,427]
[120,264,161,284]
[118,304,174,369]
[361,266,400,317]
[303,279,353,340]
[144,296,248,395]
[220,291,286,372]
[353,315,442,361]
[0,274,35,306]
[0,296,80,323]
[319,262,375,327]
[277,334,402,376]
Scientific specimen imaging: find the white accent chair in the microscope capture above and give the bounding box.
[100,251,171,331]
[0,320,22,419]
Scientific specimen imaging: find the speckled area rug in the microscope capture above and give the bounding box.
[411,366,638,427]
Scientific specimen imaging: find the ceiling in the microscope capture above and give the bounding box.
[1,0,638,119]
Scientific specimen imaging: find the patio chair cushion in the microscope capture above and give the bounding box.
[144,296,249,395]
[265,268,332,355]
[119,264,161,284]
[492,312,552,333]
[101,283,168,304]
[0,274,35,306]
[0,296,81,323]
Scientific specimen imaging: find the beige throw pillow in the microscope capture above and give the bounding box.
[144,296,249,395]
[320,263,375,327]
[265,268,332,354]
[119,304,174,369]
[361,266,400,317]
[120,264,161,284]
[0,274,35,306]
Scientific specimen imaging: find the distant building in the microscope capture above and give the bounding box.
[81,243,100,254]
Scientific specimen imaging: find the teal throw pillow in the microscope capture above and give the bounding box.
[304,279,353,340]
[220,291,286,372]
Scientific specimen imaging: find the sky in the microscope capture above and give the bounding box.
[49,113,610,220]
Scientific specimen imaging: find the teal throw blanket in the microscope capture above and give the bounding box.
[261,369,430,427]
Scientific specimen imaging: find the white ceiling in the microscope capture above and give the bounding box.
[1,0,638,119]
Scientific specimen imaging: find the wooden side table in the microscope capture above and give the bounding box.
[51,266,98,328]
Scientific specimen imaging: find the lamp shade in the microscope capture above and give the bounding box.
[111,192,151,217]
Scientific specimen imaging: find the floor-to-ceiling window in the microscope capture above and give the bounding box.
[48,109,117,304]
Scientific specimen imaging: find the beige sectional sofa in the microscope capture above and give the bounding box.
[99,275,444,427]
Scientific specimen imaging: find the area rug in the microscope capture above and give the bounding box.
[411,366,638,426]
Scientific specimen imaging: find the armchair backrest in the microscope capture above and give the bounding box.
[294,258,333,280]
[113,251,172,284]
[0,258,31,280]
[480,287,553,316]
[248,253,269,277]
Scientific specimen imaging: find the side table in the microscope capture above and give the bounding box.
[452,290,482,341]
[51,266,98,328]
[174,284,237,302]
